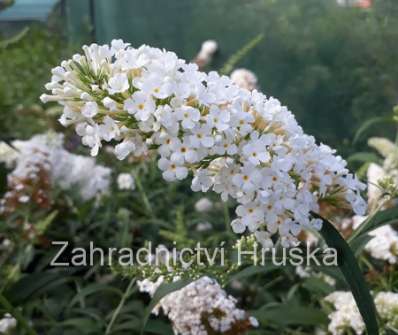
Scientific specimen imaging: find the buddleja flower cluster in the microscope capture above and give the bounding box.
[325,291,398,335]
[138,276,258,335]
[0,133,111,206]
[365,225,398,264]
[0,141,52,217]
[41,40,366,246]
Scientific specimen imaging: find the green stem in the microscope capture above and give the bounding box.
[105,278,136,335]
[223,201,232,236]
[134,174,154,218]
[0,292,37,335]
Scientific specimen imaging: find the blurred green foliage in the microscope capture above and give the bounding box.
[0,26,66,139]
[0,0,14,12]
[251,0,398,155]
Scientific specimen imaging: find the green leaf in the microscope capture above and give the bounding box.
[312,265,345,285]
[219,33,264,75]
[5,272,62,305]
[302,277,334,295]
[141,278,193,335]
[349,233,373,256]
[0,27,29,49]
[68,283,122,308]
[145,319,174,335]
[347,152,380,164]
[35,210,58,235]
[109,320,141,333]
[254,303,327,326]
[349,206,398,245]
[314,213,379,335]
[61,318,101,333]
[353,116,393,144]
[227,265,278,283]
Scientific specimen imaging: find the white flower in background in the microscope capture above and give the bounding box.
[41,41,367,246]
[196,221,212,232]
[295,265,311,279]
[351,215,367,230]
[325,292,365,335]
[374,292,398,330]
[231,218,246,234]
[0,142,19,167]
[326,291,398,335]
[366,137,398,207]
[230,68,258,91]
[295,265,336,286]
[365,225,398,264]
[343,215,398,265]
[0,314,17,333]
[7,133,111,201]
[367,163,386,206]
[138,276,258,335]
[0,239,11,250]
[194,197,214,213]
[117,173,135,190]
[194,40,218,69]
[200,40,218,56]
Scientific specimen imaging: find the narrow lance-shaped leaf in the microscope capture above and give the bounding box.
[349,206,398,245]
[353,116,394,144]
[313,212,379,335]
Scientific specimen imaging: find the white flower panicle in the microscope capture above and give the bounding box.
[325,291,398,335]
[3,133,111,201]
[194,197,214,213]
[138,276,258,335]
[374,292,398,330]
[325,291,366,335]
[41,40,366,246]
[0,143,52,216]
